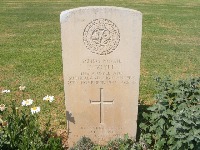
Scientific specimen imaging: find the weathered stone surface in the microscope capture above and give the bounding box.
[60,6,142,147]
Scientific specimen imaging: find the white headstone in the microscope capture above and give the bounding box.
[60,6,142,147]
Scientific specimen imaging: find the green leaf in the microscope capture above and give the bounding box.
[139,123,148,131]
[142,112,149,119]
[183,118,193,124]
[124,134,129,141]
[148,105,157,111]
[151,113,159,120]
[167,127,176,136]
[156,138,165,148]
[158,118,165,128]
[189,143,194,149]
[187,136,194,141]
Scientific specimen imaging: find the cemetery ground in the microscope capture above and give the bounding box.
[0,0,200,149]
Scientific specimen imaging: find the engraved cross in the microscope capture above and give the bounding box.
[90,88,114,123]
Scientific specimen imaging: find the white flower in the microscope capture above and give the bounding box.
[31,106,40,114]
[43,95,54,102]
[21,99,33,106]
[0,104,6,111]
[2,90,10,93]
[19,86,26,91]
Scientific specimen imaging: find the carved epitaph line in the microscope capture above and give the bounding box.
[90,88,114,123]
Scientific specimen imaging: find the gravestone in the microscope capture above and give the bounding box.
[60,6,142,147]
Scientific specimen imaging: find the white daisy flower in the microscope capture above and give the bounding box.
[43,95,54,102]
[0,104,6,111]
[19,86,26,91]
[21,99,33,106]
[31,106,40,114]
[2,90,10,93]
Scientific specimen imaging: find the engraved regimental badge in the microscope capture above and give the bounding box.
[83,19,120,55]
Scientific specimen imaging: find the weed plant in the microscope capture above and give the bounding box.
[140,77,200,149]
[70,135,143,150]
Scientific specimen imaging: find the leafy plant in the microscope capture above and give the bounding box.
[70,134,142,150]
[103,134,142,150]
[0,87,64,150]
[140,77,200,149]
[70,136,95,150]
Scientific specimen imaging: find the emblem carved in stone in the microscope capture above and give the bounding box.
[83,18,120,55]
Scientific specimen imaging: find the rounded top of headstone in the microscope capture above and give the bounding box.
[60,6,142,24]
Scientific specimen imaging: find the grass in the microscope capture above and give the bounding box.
[0,0,200,130]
